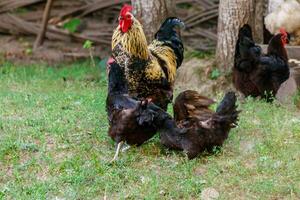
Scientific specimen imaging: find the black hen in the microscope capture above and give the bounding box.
[160,91,239,159]
[233,24,290,101]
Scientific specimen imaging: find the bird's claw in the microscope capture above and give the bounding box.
[110,141,124,163]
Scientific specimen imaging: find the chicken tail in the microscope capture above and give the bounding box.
[238,24,253,40]
[154,17,185,67]
[215,92,239,128]
[193,92,240,149]
[235,24,256,59]
[155,17,185,40]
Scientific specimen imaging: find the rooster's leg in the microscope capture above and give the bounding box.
[110,141,124,163]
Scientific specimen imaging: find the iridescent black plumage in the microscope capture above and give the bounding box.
[233,24,290,101]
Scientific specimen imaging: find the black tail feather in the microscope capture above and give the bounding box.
[215,92,239,126]
[235,24,262,71]
[216,92,237,114]
[155,17,185,41]
[154,17,185,68]
[239,24,253,40]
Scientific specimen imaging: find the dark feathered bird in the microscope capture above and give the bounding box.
[160,90,239,159]
[233,24,290,101]
[112,5,184,110]
[106,59,183,161]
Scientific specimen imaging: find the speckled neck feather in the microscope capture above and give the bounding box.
[112,18,149,60]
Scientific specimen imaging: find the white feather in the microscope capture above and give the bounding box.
[265,0,300,34]
[268,0,285,13]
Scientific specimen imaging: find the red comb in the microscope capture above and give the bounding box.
[120,4,133,17]
[279,28,287,36]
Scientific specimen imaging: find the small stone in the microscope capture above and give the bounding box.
[201,187,219,200]
[159,190,166,195]
[276,76,298,103]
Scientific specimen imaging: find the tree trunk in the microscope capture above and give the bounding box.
[216,0,265,70]
[252,0,267,43]
[131,0,175,42]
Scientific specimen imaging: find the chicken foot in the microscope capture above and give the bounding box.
[110,141,124,163]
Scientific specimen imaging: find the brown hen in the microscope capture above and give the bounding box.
[160,91,240,159]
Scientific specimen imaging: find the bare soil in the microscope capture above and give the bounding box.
[175,58,234,97]
[0,35,110,64]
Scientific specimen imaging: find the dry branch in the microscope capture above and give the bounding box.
[0,0,220,59]
[0,0,44,13]
[34,0,54,50]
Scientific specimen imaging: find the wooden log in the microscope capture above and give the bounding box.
[34,0,54,50]
[184,5,218,24]
[0,14,111,45]
[55,0,129,21]
[194,0,216,9]
[0,0,44,13]
[260,45,300,60]
[185,8,218,28]
[187,13,218,29]
[0,0,221,53]
[183,27,217,41]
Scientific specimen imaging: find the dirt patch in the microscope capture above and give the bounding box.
[36,166,50,181]
[175,58,233,97]
[0,35,109,64]
[194,166,207,176]
[239,140,255,154]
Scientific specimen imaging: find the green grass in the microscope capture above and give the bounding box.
[184,50,214,60]
[0,62,299,199]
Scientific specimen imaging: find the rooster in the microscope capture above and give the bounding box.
[111,5,184,110]
[233,24,290,101]
[106,59,183,162]
[265,0,300,45]
[160,91,239,159]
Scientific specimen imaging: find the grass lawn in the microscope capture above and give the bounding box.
[0,61,299,199]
